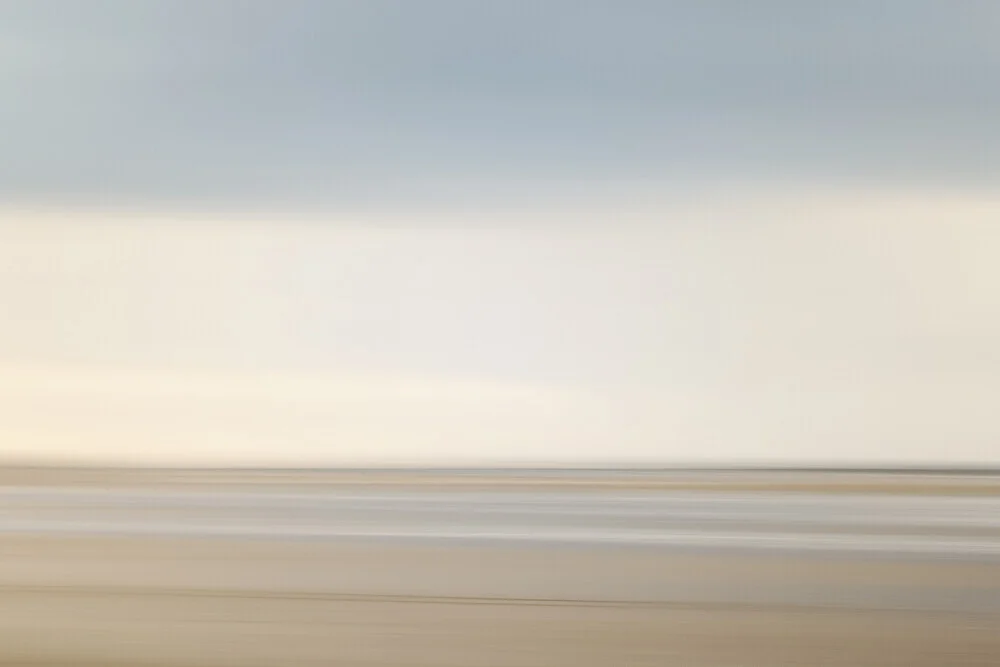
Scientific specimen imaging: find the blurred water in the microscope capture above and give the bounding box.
[1,487,1000,556]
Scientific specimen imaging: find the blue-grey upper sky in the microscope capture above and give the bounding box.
[1,1,995,215]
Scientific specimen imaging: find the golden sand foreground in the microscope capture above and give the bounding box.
[2,589,999,667]
[0,536,999,666]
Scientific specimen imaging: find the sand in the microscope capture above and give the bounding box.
[0,536,999,666]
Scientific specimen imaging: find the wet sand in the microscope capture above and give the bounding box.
[1,537,999,666]
[2,589,1000,667]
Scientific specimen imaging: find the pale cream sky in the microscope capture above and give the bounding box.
[2,189,998,466]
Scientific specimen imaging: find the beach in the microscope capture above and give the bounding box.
[0,472,998,666]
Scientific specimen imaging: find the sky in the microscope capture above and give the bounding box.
[0,1,998,466]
